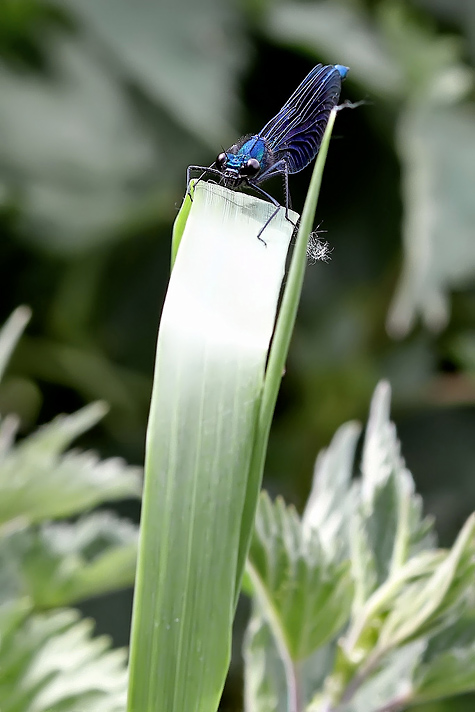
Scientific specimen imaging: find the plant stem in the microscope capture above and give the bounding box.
[246,561,300,712]
[374,694,411,712]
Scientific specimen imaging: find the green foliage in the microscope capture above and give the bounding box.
[0,609,128,712]
[0,309,141,712]
[127,180,299,712]
[244,382,475,712]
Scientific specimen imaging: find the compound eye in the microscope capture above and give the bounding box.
[215,152,227,170]
[242,158,260,177]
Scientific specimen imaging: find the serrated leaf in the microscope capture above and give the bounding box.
[248,493,353,662]
[378,514,475,651]
[244,606,336,712]
[0,513,138,608]
[0,609,127,712]
[19,402,109,456]
[0,435,142,525]
[302,421,361,559]
[356,382,434,596]
[243,611,288,712]
[339,641,425,712]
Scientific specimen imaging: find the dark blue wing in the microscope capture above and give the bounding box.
[257,64,344,174]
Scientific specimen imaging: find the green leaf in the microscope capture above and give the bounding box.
[58,0,245,146]
[0,404,141,525]
[244,606,336,712]
[354,382,434,600]
[378,514,475,651]
[19,402,109,455]
[0,513,138,608]
[236,109,338,606]
[302,421,361,559]
[0,609,127,712]
[266,1,405,98]
[413,646,475,704]
[379,3,472,102]
[127,181,297,712]
[243,611,288,712]
[337,641,425,712]
[0,34,160,252]
[0,306,31,384]
[248,493,353,661]
[412,614,475,703]
[388,102,475,336]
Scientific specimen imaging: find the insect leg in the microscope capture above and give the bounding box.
[244,184,282,245]
[256,159,294,217]
[186,164,222,199]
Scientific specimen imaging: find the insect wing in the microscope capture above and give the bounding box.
[258,64,343,174]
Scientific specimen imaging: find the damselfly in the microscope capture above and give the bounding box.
[187,64,349,242]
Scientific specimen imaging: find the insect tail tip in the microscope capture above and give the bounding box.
[335,64,350,80]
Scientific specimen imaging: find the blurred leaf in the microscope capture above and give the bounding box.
[22,401,108,454]
[379,3,472,101]
[414,0,475,63]
[0,306,31,383]
[248,493,353,661]
[388,102,475,336]
[412,614,475,703]
[0,35,160,252]
[359,383,434,582]
[413,646,475,705]
[349,382,434,613]
[13,335,151,438]
[243,611,288,712]
[302,421,361,558]
[266,1,405,98]
[0,403,141,525]
[0,513,138,608]
[244,607,336,712]
[378,514,475,651]
[0,608,127,712]
[59,0,245,147]
[331,641,425,712]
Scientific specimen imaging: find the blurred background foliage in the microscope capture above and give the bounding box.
[0,0,475,710]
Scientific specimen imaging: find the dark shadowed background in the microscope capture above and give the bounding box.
[1,1,475,710]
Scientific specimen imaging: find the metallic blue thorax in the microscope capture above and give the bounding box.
[225,136,268,171]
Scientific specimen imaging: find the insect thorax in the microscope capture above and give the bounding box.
[225,135,274,173]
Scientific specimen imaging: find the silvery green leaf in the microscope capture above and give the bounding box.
[357,383,434,593]
[248,493,353,661]
[339,641,425,712]
[0,609,127,712]
[302,421,361,559]
[378,514,475,651]
[18,402,108,456]
[0,513,138,608]
[244,606,337,712]
[243,611,288,712]
[0,423,142,525]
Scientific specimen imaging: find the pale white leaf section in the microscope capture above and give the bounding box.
[166,183,297,356]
